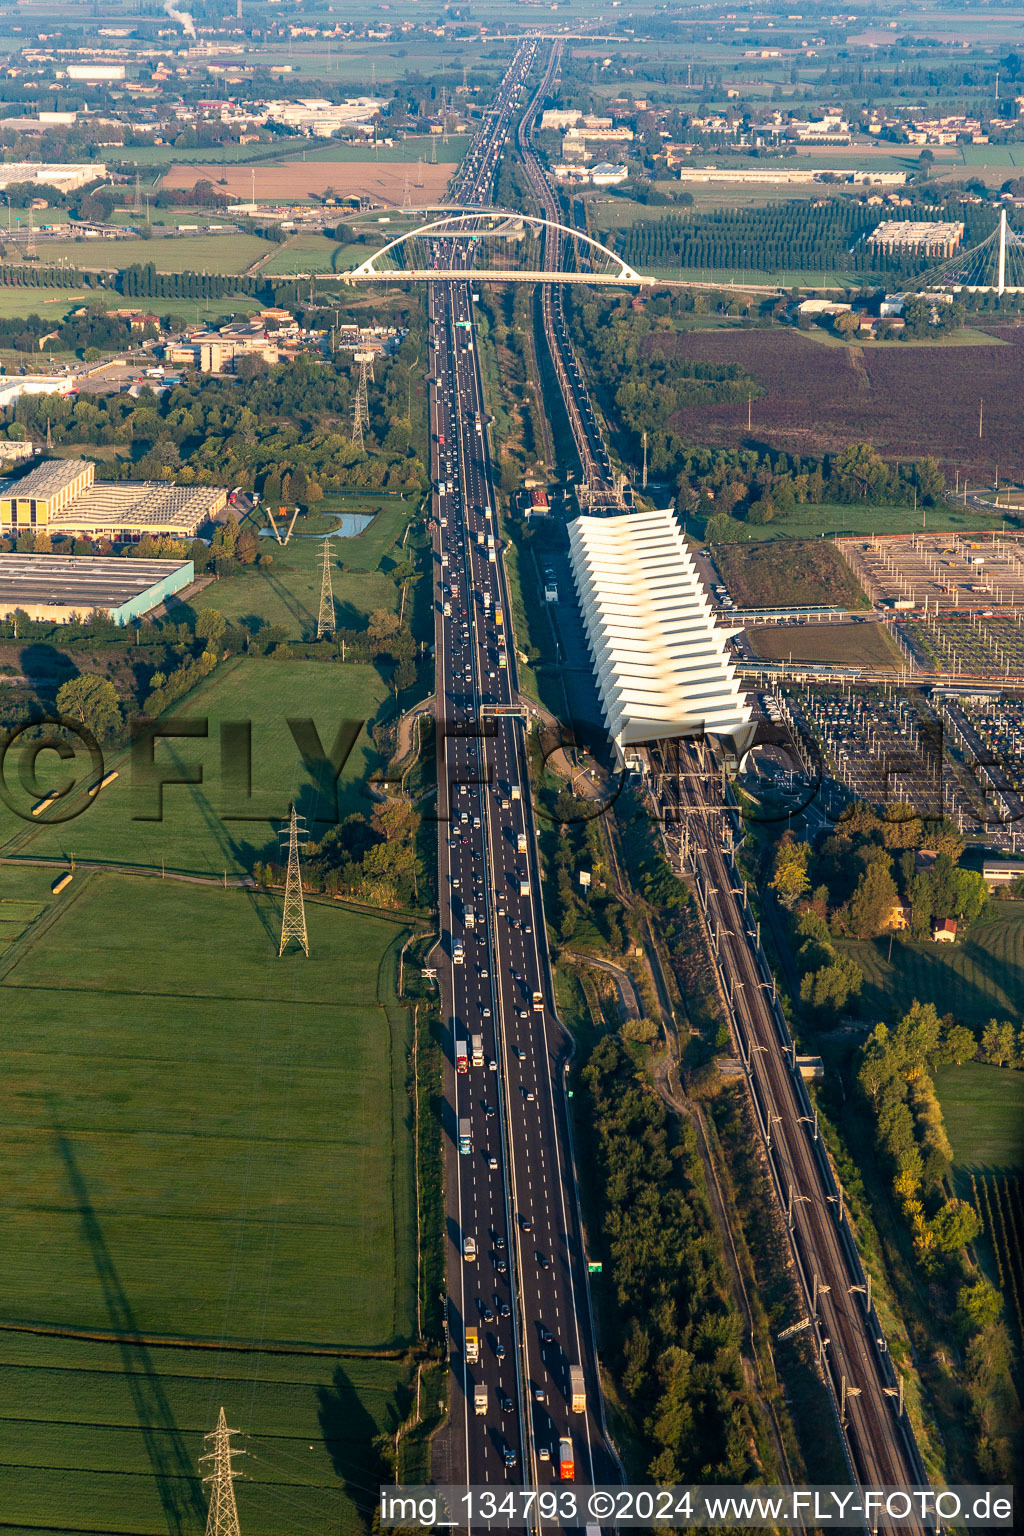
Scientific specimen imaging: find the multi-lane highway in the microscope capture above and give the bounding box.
[649,736,931,1529]
[429,45,617,1502]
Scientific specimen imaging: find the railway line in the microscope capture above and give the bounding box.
[515,45,626,512]
[648,735,933,1533]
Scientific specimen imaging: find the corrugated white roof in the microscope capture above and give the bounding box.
[568,508,754,758]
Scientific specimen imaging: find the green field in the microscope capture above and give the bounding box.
[839,900,1024,1028]
[934,1062,1024,1171]
[8,234,274,274]
[190,502,410,638]
[261,234,369,276]
[0,658,390,875]
[746,620,903,670]
[715,500,1006,540]
[0,871,416,1534]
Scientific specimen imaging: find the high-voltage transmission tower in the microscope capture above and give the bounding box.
[278,804,309,956]
[316,536,335,638]
[200,1407,244,1536]
[351,350,373,450]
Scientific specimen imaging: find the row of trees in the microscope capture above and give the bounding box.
[614,196,999,279]
[856,1002,1020,1479]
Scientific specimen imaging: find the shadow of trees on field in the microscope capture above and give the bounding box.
[53,1123,207,1535]
[317,1364,412,1523]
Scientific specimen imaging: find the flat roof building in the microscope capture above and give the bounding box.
[0,553,194,624]
[0,458,227,539]
[568,508,754,762]
[869,220,964,256]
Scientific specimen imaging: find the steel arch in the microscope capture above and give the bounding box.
[348,207,645,284]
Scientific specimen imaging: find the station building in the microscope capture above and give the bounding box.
[567,507,754,764]
[0,459,226,540]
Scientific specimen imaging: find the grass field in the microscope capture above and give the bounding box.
[161,161,454,206]
[934,1062,1024,1171]
[190,502,409,638]
[0,658,390,875]
[839,899,1024,1028]
[0,288,97,321]
[260,235,369,276]
[5,234,274,274]
[714,539,867,609]
[0,872,416,1534]
[746,620,903,670]
[705,501,1006,540]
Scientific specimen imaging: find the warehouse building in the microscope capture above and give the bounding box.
[0,458,227,539]
[568,508,754,763]
[868,220,964,257]
[0,554,194,624]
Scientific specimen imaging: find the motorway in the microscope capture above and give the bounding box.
[649,736,932,1532]
[429,44,618,1505]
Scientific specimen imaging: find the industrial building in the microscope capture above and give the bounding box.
[0,162,105,192]
[0,459,226,539]
[868,220,964,257]
[567,508,754,763]
[0,553,194,624]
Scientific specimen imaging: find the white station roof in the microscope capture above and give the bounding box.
[568,508,754,759]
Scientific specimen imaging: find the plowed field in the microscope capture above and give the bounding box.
[161,159,454,204]
[658,326,1024,479]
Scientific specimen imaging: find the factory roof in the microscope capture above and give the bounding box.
[0,553,191,613]
[4,458,90,500]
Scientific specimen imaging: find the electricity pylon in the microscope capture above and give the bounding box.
[278,804,309,957]
[316,536,335,639]
[200,1407,244,1536]
[351,351,372,450]
[402,167,411,209]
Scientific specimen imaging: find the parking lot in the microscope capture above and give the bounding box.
[904,612,1024,679]
[767,680,1024,850]
[839,532,1024,614]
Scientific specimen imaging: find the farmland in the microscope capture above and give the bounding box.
[4,234,275,275]
[935,1063,1024,1171]
[161,160,454,206]
[659,327,1024,480]
[714,539,867,609]
[0,658,390,876]
[0,872,417,1535]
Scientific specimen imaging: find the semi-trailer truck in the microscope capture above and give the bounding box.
[456,1040,469,1074]
[570,1365,586,1413]
[465,1327,480,1363]
[532,990,544,1011]
[464,906,475,929]
[516,832,527,853]
[558,1437,574,1481]
[519,878,531,897]
[471,1034,484,1067]
[453,939,465,965]
[474,1385,488,1416]
[459,1118,472,1154]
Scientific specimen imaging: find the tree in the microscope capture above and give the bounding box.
[957,1279,1002,1335]
[770,835,811,909]
[846,849,898,939]
[800,953,863,1013]
[938,1023,977,1066]
[980,1019,1015,1067]
[195,608,226,646]
[623,1016,660,1044]
[56,674,122,739]
[834,309,861,339]
[930,1198,982,1254]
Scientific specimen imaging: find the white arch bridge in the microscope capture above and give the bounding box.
[341,208,649,286]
